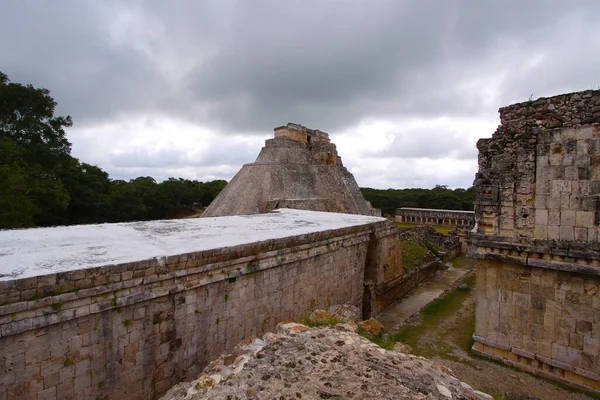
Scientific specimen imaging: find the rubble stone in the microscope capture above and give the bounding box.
[160,324,489,400]
[357,318,385,338]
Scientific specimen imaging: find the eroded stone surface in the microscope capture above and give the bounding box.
[160,323,490,400]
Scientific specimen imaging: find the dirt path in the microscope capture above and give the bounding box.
[377,258,596,400]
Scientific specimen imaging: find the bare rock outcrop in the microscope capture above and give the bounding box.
[161,322,491,400]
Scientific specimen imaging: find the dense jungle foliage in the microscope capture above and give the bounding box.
[0,71,226,229]
[361,186,475,216]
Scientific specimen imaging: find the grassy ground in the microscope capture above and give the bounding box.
[386,273,476,358]
[395,222,455,236]
[399,241,431,273]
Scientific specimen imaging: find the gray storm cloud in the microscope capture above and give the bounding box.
[1,0,599,187]
[3,1,599,132]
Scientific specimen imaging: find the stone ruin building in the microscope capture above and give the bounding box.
[202,123,380,217]
[468,89,600,393]
[395,207,475,227]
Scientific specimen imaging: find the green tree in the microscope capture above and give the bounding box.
[361,186,475,216]
[108,180,148,222]
[0,71,72,227]
[0,137,39,227]
[58,160,111,224]
[199,179,227,207]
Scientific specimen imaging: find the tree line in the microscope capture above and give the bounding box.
[0,71,226,229]
[361,185,475,217]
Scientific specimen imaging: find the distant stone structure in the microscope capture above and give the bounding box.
[395,207,475,227]
[202,123,380,217]
[469,89,600,393]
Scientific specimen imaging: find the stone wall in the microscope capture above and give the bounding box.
[0,220,400,400]
[395,208,475,227]
[472,260,600,392]
[363,222,403,316]
[469,89,600,393]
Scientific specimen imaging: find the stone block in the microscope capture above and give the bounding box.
[560,194,571,209]
[534,225,547,239]
[43,371,59,390]
[534,209,548,225]
[562,154,575,166]
[536,170,549,185]
[576,154,592,166]
[551,130,563,143]
[579,167,592,180]
[575,211,594,228]
[565,166,579,180]
[560,226,575,241]
[560,210,576,226]
[547,196,560,210]
[73,374,90,394]
[578,180,592,195]
[547,225,560,240]
[41,357,64,375]
[25,347,50,365]
[552,180,569,195]
[589,180,600,195]
[534,195,547,209]
[536,180,550,194]
[550,153,563,166]
[584,335,599,355]
[574,228,588,241]
[577,139,591,155]
[569,333,584,350]
[550,166,565,180]
[37,386,56,400]
[569,195,585,210]
[547,211,560,226]
[576,127,595,140]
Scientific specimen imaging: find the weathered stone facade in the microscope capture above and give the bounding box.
[0,218,400,400]
[202,123,380,217]
[469,89,600,393]
[395,207,475,227]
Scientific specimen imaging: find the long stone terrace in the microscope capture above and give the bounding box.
[0,209,395,399]
[395,207,475,227]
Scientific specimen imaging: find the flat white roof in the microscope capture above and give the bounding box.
[0,209,384,281]
[397,208,474,214]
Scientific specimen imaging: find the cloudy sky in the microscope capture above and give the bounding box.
[2,1,599,189]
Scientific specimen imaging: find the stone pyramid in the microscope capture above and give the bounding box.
[202,123,379,217]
